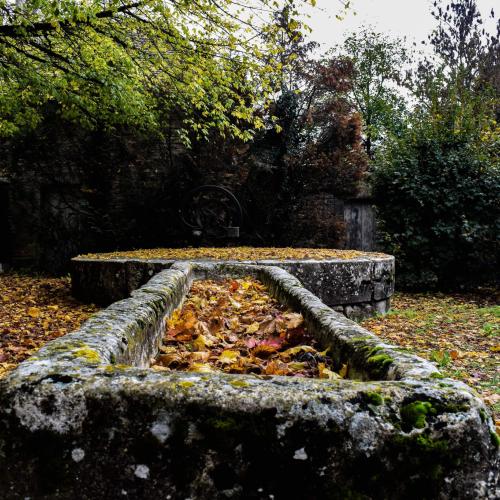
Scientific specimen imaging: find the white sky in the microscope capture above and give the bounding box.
[304,0,498,51]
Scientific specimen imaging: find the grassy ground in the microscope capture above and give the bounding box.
[362,290,499,431]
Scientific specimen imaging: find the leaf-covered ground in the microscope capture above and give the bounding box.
[80,246,387,261]
[362,290,500,430]
[0,274,100,378]
[152,278,341,379]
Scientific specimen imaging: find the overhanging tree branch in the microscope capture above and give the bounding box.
[0,3,142,37]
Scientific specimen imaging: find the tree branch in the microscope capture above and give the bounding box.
[0,3,142,37]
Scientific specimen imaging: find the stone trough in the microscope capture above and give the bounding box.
[0,262,498,499]
[71,252,395,319]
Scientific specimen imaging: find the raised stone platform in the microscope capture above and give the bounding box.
[71,252,395,319]
[0,262,497,499]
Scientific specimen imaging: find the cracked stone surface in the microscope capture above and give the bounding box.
[0,263,498,499]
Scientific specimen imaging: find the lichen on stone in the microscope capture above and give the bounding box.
[73,347,101,363]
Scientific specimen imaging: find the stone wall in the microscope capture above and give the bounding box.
[0,119,376,274]
[0,121,181,272]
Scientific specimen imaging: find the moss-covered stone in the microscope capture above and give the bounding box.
[363,391,384,406]
[401,401,437,430]
[72,347,101,363]
[0,262,496,499]
[491,431,500,448]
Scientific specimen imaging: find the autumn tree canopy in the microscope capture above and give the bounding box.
[0,0,347,142]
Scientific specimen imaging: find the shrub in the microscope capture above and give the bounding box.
[372,129,500,289]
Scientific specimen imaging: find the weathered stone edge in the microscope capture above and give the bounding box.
[10,265,193,381]
[185,261,431,382]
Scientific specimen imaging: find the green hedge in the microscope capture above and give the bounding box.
[372,131,499,289]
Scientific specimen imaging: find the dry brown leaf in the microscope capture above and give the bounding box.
[154,277,338,381]
[157,353,185,368]
[283,312,303,329]
[190,351,210,363]
[252,344,277,359]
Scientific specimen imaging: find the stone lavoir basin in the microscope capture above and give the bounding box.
[0,262,498,499]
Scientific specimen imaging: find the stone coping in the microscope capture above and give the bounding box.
[0,262,498,498]
[71,254,395,320]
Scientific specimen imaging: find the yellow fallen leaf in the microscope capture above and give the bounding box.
[27,307,41,318]
[218,350,240,364]
[246,322,260,334]
[193,334,212,351]
[280,345,316,359]
[189,363,213,373]
[229,317,240,330]
[166,309,182,328]
[339,363,349,378]
[288,362,308,371]
[318,362,341,380]
[160,345,177,354]
[241,281,252,290]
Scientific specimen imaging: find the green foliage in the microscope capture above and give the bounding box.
[0,0,322,142]
[372,126,500,289]
[430,350,451,368]
[372,1,499,289]
[335,28,409,157]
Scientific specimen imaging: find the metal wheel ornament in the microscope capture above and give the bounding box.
[179,185,242,238]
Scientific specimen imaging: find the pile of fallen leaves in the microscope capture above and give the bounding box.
[362,290,499,429]
[152,278,340,379]
[81,247,387,261]
[0,274,100,378]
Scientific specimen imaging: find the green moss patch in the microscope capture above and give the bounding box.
[401,401,437,430]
